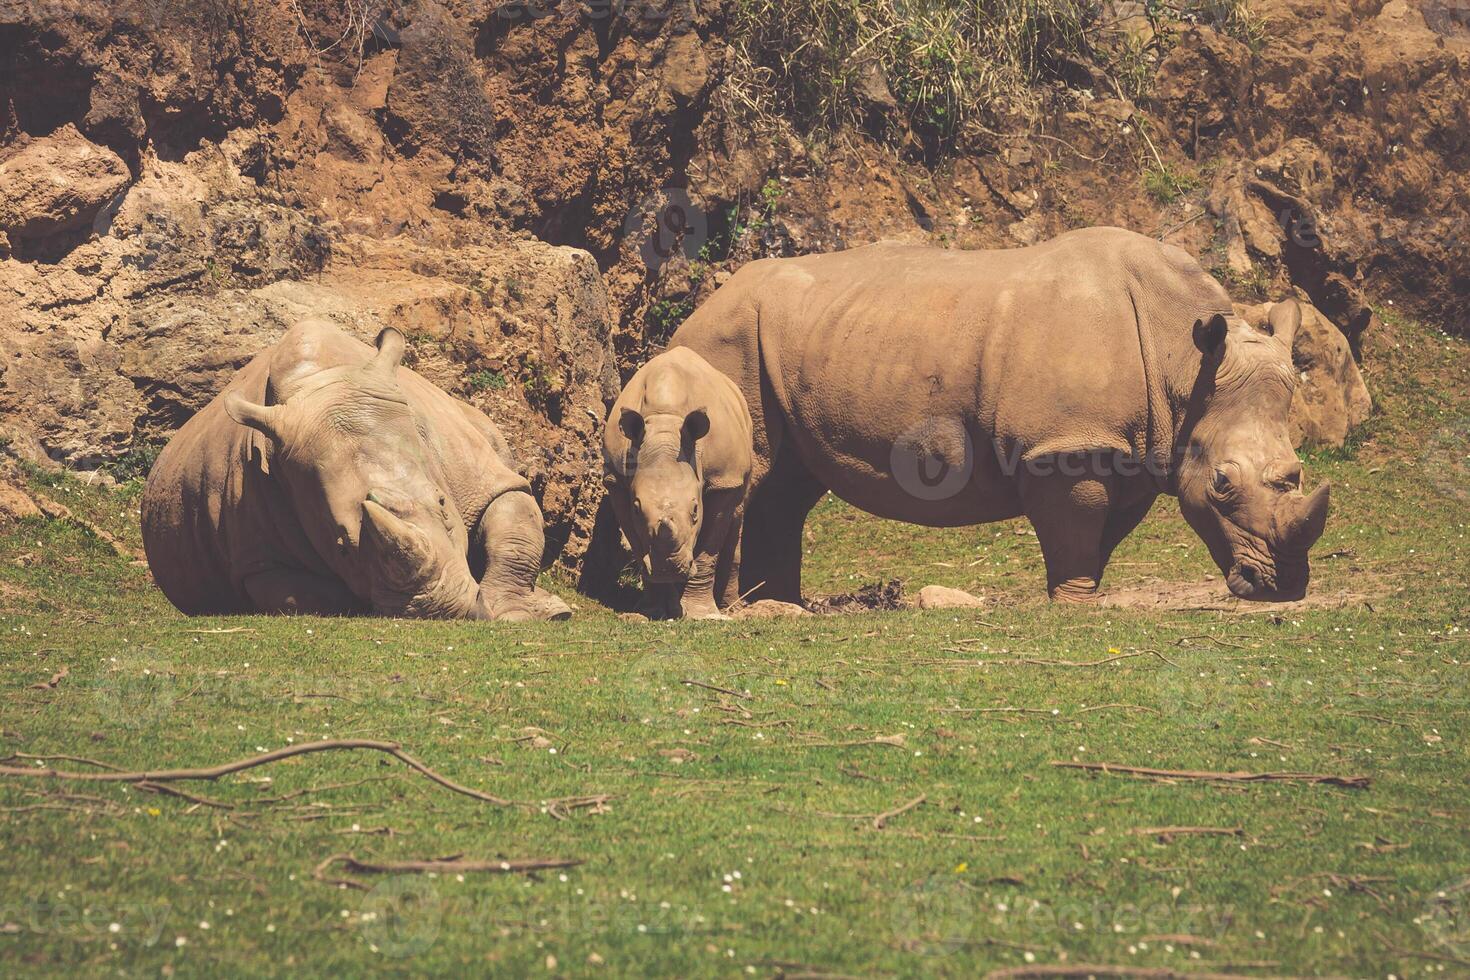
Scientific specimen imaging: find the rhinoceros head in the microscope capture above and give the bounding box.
[224,326,484,618]
[616,405,709,582]
[1176,300,1331,601]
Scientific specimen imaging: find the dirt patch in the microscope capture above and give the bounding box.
[806,580,906,615]
[1097,576,1375,614]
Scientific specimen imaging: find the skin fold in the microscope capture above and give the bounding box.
[141,319,570,622]
[603,347,753,619]
[666,227,1330,604]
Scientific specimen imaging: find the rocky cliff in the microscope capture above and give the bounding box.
[0,0,1463,570]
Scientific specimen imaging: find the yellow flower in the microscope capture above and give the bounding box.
[1107,647,1120,655]
[775,679,788,686]
[147,808,161,816]
[953,862,968,874]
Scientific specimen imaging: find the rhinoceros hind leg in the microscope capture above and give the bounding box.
[1019,462,1111,602]
[714,512,744,610]
[738,460,826,605]
[241,567,359,615]
[1097,493,1157,587]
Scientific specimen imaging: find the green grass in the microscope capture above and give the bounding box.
[0,314,1466,977]
[726,1,1267,150]
[466,369,508,394]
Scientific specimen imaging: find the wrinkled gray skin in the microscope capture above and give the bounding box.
[1175,302,1330,599]
[603,348,753,619]
[669,230,1330,604]
[141,319,571,621]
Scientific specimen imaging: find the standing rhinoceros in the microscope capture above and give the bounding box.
[668,227,1331,603]
[141,319,571,621]
[602,347,753,620]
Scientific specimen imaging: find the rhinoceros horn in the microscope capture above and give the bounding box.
[361,495,434,582]
[1279,482,1330,548]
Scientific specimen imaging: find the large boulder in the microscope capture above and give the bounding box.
[0,124,131,255]
[1236,300,1372,448]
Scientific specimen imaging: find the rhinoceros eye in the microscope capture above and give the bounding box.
[1211,469,1233,497]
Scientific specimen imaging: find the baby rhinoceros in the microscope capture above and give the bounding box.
[142,319,571,622]
[603,348,752,619]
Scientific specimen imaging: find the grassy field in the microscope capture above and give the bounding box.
[0,312,1465,978]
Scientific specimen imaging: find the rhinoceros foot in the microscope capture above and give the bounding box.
[484,587,572,622]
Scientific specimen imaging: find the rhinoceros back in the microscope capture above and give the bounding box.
[668,227,1232,523]
[141,351,278,614]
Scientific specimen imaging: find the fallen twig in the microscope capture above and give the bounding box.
[1128,826,1244,842]
[1052,761,1369,789]
[316,852,581,886]
[872,794,925,830]
[986,966,1284,980]
[1,752,124,772]
[135,780,235,810]
[681,678,751,700]
[0,739,523,806]
[1078,703,1159,716]
[798,735,907,749]
[29,667,68,690]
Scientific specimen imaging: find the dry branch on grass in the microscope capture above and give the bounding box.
[871,794,926,830]
[0,739,609,814]
[1052,761,1369,789]
[313,852,583,890]
[1127,826,1245,842]
[986,966,1290,980]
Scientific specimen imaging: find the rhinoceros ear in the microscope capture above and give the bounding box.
[618,408,645,442]
[1193,313,1228,354]
[683,408,710,441]
[370,328,407,377]
[225,392,287,443]
[1265,299,1301,348]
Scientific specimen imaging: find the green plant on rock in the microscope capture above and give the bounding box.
[1143,162,1201,204]
[467,369,508,393]
[648,297,695,344]
[519,354,564,410]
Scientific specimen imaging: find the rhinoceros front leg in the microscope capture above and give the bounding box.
[677,491,743,620]
[473,491,572,622]
[1019,461,1111,603]
[241,567,361,615]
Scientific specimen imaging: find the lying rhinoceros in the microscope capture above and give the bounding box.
[142,319,571,621]
[668,227,1331,603]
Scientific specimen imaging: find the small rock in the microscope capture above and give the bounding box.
[733,599,810,619]
[0,481,43,521]
[618,612,650,623]
[914,585,986,610]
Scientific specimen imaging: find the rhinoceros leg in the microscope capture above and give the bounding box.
[738,460,826,605]
[1020,462,1112,602]
[678,489,744,620]
[241,567,360,615]
[714,511,744,610]
[1097,494,1157,586]
[474,490,572,622]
